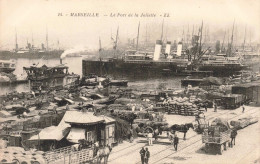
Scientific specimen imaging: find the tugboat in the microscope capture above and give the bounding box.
[0,60,16,73]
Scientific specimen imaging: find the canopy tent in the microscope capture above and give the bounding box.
[64,111,104,125]
[29,126,70,141]
[66,128,86,143]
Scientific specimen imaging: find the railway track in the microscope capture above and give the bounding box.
[149,107,259,164]
[108,106,258,164]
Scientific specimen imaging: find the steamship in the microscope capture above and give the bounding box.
[82,40,190,78]
[0,30,64,60]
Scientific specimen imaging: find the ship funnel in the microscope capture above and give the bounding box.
[177,42,183,56]
[153,40,162,61]
[165,41,171,56]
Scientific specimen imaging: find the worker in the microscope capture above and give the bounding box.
[66,103,70,110]
[139,147,145,164]
[144,148,150,164]
[204,102,208,112]
[173,134,179,151]
[230,128,237,147]
[213,102,217,112]
[242,104,245,113]
[38,85,42,94]
[147,132,153,146]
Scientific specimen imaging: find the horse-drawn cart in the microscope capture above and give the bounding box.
[202,118,231,155]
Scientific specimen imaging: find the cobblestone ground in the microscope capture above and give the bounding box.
[108,106,260,164]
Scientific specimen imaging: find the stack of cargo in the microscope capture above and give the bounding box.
[168,97,199,116]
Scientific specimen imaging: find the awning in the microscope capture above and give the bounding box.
[66,128,86,143]
[29,126,70,141]
[64,111,104,125]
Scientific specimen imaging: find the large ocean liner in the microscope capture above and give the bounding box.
[83,22,247,78]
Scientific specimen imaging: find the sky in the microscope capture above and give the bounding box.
[0,0,259,50]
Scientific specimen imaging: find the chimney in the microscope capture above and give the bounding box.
[153,40,162,61]
[165,41,171,55]
[177,42,183,56]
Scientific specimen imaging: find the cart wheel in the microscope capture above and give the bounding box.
[224,142,227,151]
[204,144,209,153]
[219,144,224,155]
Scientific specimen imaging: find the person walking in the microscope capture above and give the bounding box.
[173,134,179,151]
[214,103,217,112]
[139,147,145,164]
[230,128,237,147]
[144,148,150,164]
[147,132,153,146]
[242,104,245,113]
[129,128,133,143]
[66,103,70,110]
[204,102,208,112]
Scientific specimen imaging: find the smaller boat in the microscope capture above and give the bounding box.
[109,79,128,86]
[23,64,69,81]
[0,60,16,73]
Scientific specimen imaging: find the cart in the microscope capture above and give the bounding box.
[202,128,231,155]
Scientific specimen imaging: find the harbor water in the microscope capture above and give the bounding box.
[0,56,182,95]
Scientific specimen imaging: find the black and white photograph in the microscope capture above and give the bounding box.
[0,0,259,163]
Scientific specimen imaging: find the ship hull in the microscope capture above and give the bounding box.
[198,64,247,76]
[0,50,64,60]
[82,59,187,79]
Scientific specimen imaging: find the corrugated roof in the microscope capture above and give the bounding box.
[98,115,115,124]
[64,111,104,125]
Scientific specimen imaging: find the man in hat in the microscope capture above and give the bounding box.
[139,147,145,164]
[144,147,150,164]
[173,134,179,151]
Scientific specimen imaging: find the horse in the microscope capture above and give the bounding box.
[96,145,112,164]
[169,123,194,140]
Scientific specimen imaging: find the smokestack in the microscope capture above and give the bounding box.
[177,42,183,56]
[165,41,171,55]
[153,40,162,61]
[60,58,62,64]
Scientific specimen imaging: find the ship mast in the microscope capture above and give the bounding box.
[99,37,102,52]
[199,21,203,55]
[136,22,140,50]
[46,26,49,51]
[243,26,247,53]
[221,30,226,53]
[15,28,18,52]
[192,25,194,37]
[31,29,34,48]
[186,24,190,47]
[227,20,235,57]
[160,19,164,41]
[145,24,148,49]
[115,26,119,50]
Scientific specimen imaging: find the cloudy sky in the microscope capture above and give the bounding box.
[0,0,259,50]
